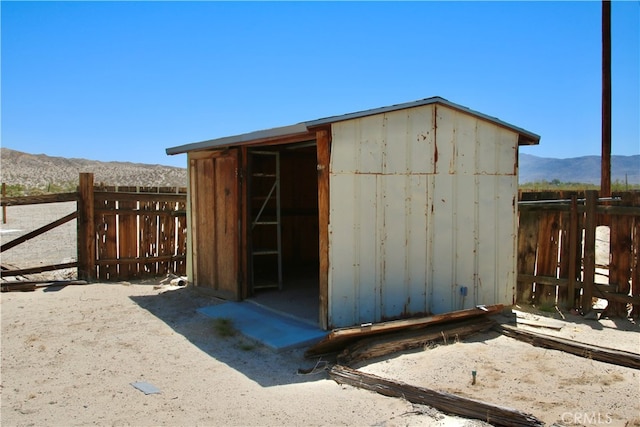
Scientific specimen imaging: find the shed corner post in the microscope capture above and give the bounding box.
[77,172,96,281]
[316,128,331,330]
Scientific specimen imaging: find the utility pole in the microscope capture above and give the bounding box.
[601,0,612,197]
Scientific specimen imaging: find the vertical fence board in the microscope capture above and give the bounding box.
[139,187,158,276]
[566,196,581,309]
[632,214,640,317]
[158,200,172,276]
[581,191,598,313]
[608,213,632,316]
[96,186,117,280]
[117,186,139,280]
[533,211,560,307]
[626,193,640,318]
[175,195,187,275]
[557,210,571,307]
[517,210,539,303]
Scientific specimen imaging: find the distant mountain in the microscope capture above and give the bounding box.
[519,153,640,185]
[0,148,187,190]
[1,148,638,190]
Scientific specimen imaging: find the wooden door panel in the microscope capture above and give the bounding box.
[191,150,240,300]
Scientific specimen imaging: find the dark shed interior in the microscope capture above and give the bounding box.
[247,143,319,321]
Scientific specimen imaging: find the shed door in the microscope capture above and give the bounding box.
[190,149,241,300]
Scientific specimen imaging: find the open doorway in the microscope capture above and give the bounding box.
[247,142,320,325]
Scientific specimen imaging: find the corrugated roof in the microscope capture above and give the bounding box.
[166,96,540,155]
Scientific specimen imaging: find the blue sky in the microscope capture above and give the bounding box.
[2,1,639,168]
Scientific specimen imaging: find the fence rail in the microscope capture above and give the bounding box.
[516,190,640,318]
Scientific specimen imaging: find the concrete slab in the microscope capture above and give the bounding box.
[197,302,327,352]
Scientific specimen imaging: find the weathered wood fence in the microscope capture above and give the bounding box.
[1,173,187,281]
[517,190,640,318]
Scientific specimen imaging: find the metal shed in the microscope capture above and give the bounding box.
[166,97,540,329]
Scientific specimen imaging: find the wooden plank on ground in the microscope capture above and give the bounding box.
[514,317,564,330]
[494,323,640,370]
[305,304,503,358]
[329,365,544,427]
[337,318,495,365]
[0,262,78,277]
[1,280,88,292]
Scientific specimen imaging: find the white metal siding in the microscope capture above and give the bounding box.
[328,104,518,328]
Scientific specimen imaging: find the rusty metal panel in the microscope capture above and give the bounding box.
[380,174,430,319]
[383,107,436,174]
[428,174,454,313]
[331,105,436,175]
[476,119,518,175]
[328,104,520,328]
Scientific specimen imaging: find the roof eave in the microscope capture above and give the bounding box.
[166,123,311,155]
[166,96,540,154]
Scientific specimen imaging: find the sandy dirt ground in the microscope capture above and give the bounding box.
[2,203,640,427]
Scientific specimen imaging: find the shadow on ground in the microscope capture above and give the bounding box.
[129,286,331,388]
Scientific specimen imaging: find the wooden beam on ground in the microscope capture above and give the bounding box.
[305,304,503,358]
[338,318,495,365]
[495,323,640,370]
[0,262,78,277]
[0,211,77,253]
[329,365,544,427]
[1,280,88,292]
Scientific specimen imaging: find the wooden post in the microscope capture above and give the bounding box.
[240,146,249,299]
[601,0,612,197]
[1,183,6,224]
[77,173,96,281]
[316,129,330,330]
[581,190,597,313]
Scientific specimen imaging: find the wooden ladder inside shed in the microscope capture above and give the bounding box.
[249,151,283,290]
